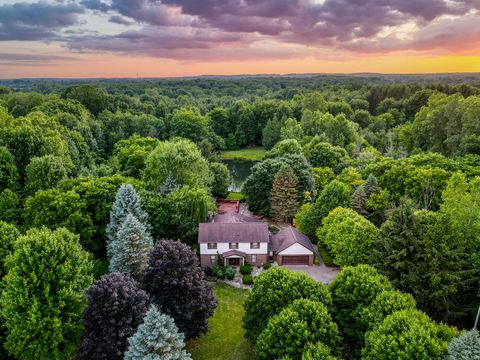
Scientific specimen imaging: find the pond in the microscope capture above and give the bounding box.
[222,159,257,192]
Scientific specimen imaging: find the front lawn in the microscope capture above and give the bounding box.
[220,147,265,161]
[187,283,255,360]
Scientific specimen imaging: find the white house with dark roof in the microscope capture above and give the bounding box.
[198,212,317,268]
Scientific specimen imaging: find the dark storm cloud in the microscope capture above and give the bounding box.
[0,1,84,41]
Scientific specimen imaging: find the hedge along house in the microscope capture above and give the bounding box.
[198,212,318,267]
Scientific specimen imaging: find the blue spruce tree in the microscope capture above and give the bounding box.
[107,213,153,281]
[106,183,148,244]
[124,304,192,360]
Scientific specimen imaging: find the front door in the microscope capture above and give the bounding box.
[228,258,241,266]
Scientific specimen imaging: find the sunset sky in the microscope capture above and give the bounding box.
[1,0,480,78]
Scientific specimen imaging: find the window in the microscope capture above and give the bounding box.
[251,254,257,263]
[207,243,217,249]
[250,242,260,249]
[210,255,216,265]
[229,242,238,249]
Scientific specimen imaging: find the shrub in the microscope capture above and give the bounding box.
[240,263,253,275]
[362,309,457,360]
[243,267,331,342]
[318,207,378,266]
[255,299,341,360]
[243,274,253,285]
[224,266,236,280]
[211,265,225,279]
[329,264,392,352]
[262,262,271,270]
[302,342,339,360]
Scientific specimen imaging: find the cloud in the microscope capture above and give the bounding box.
[0,1,84,41]
[0,52,76,66]
[3,0,480,63]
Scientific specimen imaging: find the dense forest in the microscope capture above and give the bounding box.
[0,74,479,359]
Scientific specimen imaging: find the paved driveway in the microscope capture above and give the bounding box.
[284,264,340,284]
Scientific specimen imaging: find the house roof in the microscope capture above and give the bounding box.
[198,222,269,244]
[209,212,263,224]
[222,250,247,258]
[270,226,318,256]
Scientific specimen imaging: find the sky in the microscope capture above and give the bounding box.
[1,0,480,78]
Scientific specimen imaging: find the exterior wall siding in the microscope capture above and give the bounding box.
[278,242,314,256]
[200,242,268,255]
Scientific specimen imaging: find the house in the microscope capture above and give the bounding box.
[198,212,317,268]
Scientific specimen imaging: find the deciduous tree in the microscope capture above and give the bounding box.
[1,227,93,360]
[143,240,216,339]
[77,272,149,360]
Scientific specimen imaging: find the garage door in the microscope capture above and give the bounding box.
[282,255,309,265]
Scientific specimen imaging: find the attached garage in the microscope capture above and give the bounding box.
[281,255,310,265]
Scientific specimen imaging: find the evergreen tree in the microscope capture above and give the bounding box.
[124,305,192,360]
[269,165,299,223]
[106,184,147,244]
[160,171,179,196]
[143,240,216,339]
[350,185,368,216]
[107,213,153,281]
[77,273,150,360]
[262,117,283,150]
[447,330,480,360]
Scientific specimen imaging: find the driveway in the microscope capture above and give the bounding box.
[284,264,340,284]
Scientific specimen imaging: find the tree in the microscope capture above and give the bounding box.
[0,189,21,224]
[262,117,283,149]
[243,154,313,216]
[360,290,417,332]
[168,109,211,143]
[112,135,160,178]
[63,85,106,115]
[307,142,347,169]
[280,118,304,141]
[24,155,68,195]
[302,342,339,360]
[318,207,378,266]
[77,273,150,360]
[302,92,328,113]
[0,221,20,279]
[294,180,350,239]
[447,330,480,360]
[124,305,192,360]
[106,183,147,245]
[143,240,216,339]
[1,227,93,360]
[373,199,479,322]
[23,189,96,252]
[243,267,331,342]
[329,264,392,351]
[209,162,231,198]
[264,139,303,159]
[143,139,212,191]
[362,309,457,360]
[255,299,341,360]
[0,146,18,192]
[107,213,153,282]
[270,165,299,223]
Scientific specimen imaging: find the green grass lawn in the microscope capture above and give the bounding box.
[220,147,266,161]
[226,192,246,201]
[187,283,255,360]
[317,242,335,266]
